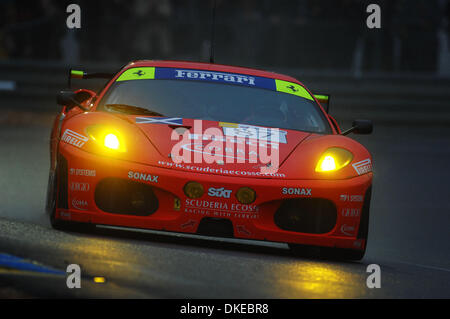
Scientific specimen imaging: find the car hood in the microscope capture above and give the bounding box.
[127,115,312,178]
[64,112,371,180]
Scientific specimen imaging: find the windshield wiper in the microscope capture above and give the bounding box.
[105,104,165,116]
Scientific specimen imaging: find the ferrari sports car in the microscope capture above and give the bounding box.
[46,60,373,260]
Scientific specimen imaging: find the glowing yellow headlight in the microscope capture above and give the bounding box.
[86,125,126,152]
[104,133,120,150]
[315,148,353,172]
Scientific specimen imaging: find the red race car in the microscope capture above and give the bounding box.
[46,60,373,260]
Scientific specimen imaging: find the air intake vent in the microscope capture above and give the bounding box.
[95,178,158,216]
[274,198,337,234]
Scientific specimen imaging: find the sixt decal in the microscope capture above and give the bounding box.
[128,171,159,183]
[208,187,232,199]
[282,187,312,196]
[352,159,372,175]
[61,129,88,148]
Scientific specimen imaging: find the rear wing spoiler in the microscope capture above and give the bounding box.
[68,69,114,88]
[313,94,330,113]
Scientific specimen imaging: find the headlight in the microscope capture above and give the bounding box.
[315,147,353,172]
[86,125,126,152]
[104,133,120,150]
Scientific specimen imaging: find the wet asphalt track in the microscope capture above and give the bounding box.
[0,120,449,298]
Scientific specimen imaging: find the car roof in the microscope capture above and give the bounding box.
[123,60,305,86]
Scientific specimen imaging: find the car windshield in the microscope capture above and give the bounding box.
[98,79,331,134]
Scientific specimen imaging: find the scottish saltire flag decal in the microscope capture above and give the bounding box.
[135,117,183,126]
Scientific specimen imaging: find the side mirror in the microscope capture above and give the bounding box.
[342,119,373,135]
[56,91,77,107]
[57,90,94,111]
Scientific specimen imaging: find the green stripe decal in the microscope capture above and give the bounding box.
[275,79,313,100]
[116,67,155,81]
[314,94,329,101]
[71,70,84,78]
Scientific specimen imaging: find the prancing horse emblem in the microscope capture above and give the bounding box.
[286,85,298,92]
[134,70,145,76]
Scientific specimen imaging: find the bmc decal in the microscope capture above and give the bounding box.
[282,187,312,196]
[352,159,372,175]
[128,171,159,183]
[341,208,361,217]
[61,129,88,148]
[208,187,232,199]
[70,182,90,192]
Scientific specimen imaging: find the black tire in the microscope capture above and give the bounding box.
[46,167,70,230]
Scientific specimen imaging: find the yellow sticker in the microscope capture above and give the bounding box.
[275,79,313,100]
[219,122,239,128]
[313,94,329,101]
[116,67,155,81]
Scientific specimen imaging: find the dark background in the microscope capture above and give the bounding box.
[0,0,449,73]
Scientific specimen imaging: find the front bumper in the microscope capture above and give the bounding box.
[55,144,372,250]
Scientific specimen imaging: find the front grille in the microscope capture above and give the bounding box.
[197,218,234,238]
[95,178,159,216]
[274,198,337,234]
